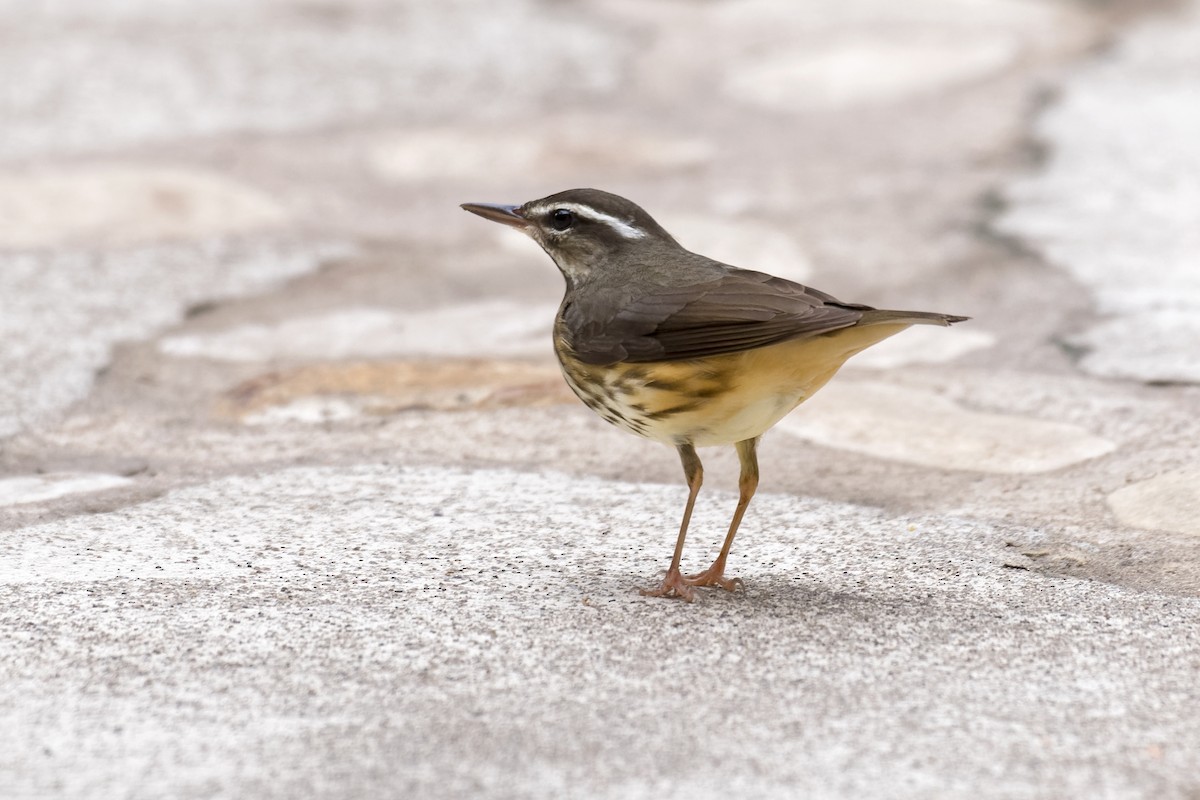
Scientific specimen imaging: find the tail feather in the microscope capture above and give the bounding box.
[858,309,969,327]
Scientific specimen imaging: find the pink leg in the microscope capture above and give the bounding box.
[641,443,702,602]
[684,437,758,592]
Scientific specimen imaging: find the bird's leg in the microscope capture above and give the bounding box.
[685,437,758,592]
[641,443,703,602]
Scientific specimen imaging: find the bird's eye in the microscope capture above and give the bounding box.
[549,208,574,231]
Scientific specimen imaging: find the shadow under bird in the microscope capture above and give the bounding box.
[462,189,967,601]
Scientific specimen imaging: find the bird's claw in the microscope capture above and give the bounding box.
[683,564,744,593]
[640,564,745,601]
[640,567,696,602]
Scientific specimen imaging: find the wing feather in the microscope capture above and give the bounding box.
[564,268,868,365]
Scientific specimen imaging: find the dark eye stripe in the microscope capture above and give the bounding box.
[550,208,574,231]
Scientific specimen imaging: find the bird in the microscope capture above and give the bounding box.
[462,188,967,601]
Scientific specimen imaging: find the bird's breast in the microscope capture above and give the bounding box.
[554,323,912,447]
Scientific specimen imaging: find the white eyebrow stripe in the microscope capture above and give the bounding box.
[535,202,647,239]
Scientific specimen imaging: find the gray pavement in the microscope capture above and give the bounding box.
[999,1,1200,384]
[2,1,1199,798]
[5,466,1200,798]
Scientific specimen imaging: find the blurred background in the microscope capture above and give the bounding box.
[3,0,1196,517]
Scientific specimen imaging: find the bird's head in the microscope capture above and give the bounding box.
[461,188,677,286]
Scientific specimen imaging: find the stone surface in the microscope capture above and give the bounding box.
[219,360,566,424]
[778,380,1117,474]
[2,466,1198,798]
[1109,467,1200,537]
[0,472,132,507]
[0,166,287,248]
[0,0,624,160]
[368,125,715,182]
[1068,312,1200,385]
[726,35,1019,110]
[845,325,995,369]
[0,241,349,439]
[999,3,1200,383]
[712,0,1073,111]
[159,303,557,363]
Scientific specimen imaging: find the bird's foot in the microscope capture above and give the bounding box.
[683,562,744,593]
[640,566,696,602]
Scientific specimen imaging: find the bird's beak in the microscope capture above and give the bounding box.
[460,202,529,229]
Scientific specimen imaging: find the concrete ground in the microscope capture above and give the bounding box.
[2,0,1199,797]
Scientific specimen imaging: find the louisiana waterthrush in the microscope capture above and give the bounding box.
[462,189,967,601]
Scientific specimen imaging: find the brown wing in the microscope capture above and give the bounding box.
[562,269,870,365]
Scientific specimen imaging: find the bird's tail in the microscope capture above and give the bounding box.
[858,309,969,327]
